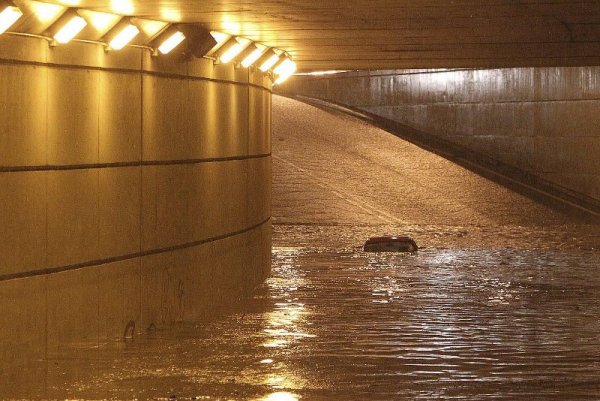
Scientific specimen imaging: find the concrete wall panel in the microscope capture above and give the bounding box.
[153,164,197,248]
[142,76,194,161]
[47,42,103,69]
[188,80,215,158]
[213,63,236,82]
[0,33,48,61]
[98,167,142,259]
[0,65,47,166]
[47,69,100,165]
[249,87,271,155]
[140,249,188,328]
[0,172,46,275]
[98,259,142,340]
[47,169,99,268]
[141,165,158,251]
[99,72,142,163]
[46,267,100,354]
[0,276,46,363]
[215,83,242,156]
[248,157,272,224]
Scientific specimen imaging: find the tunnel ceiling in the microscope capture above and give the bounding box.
[49,0,600,71]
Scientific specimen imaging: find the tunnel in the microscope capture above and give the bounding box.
[1,1,600,399]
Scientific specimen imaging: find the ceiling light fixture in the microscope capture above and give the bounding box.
[151,24,186,55]
[0,1,22,35]
[274,57,297,84]
[48,8,87,44]
[103,17,139,50]
[217,37,244,63]
[239,44,263,68]
[257,49,280,72]
[178,25,217,59]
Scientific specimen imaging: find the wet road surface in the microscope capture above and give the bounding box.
[3,95,600,400]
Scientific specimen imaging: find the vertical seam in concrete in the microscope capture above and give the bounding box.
[246,69,251,228]
[43,57,49,396]
[138,50,144,333]
[96,69,101,353]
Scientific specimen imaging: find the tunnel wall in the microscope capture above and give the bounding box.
[280,68,600,205]
[0,35,272,362]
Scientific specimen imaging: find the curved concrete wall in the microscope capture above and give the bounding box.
[0,36,272,362]
[280,68,600,207]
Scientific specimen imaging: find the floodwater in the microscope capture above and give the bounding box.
[3,96,600,400]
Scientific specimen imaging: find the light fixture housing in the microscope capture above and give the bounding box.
[238,44,263,68]
[103,17,139,50]
[206,31,230,56]
[215,37,244,63]
[46,8,87,44]
[274,57,297,84]
[270,56,288,72]
[0,1,23,35]
[178,24,217,59]
[151,24,186,55]
[257,49,280,72]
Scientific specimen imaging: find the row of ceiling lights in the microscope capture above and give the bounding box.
[0,0,297,84]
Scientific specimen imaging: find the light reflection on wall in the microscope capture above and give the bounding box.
[29,1,63,24]
[159,7,181,22]
[55,0,80,5]
[83,10,120,34]
[110,0,133,15]
[220,14,243,35]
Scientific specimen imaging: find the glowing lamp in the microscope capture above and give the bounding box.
[151,25,186,55]
[274,57,296,76]
[206,30,229,55]
[48,9,87,44]
[109,24,138,49]
[103,18,139,50]
[257,49,280,72]
[0,2,22,35]
[158,31,184,54]
[216,37,244,63]
[274,58,297,85]
[239,44,263,68]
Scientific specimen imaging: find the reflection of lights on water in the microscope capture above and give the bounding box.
[261,391,300,401]
[430,250,460,265]
[262,339,288,348]
[274,302,304,307]
[263,302,314,348]
[264,328,316,338]
[267,376,285,384]
[260,358,274,364]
